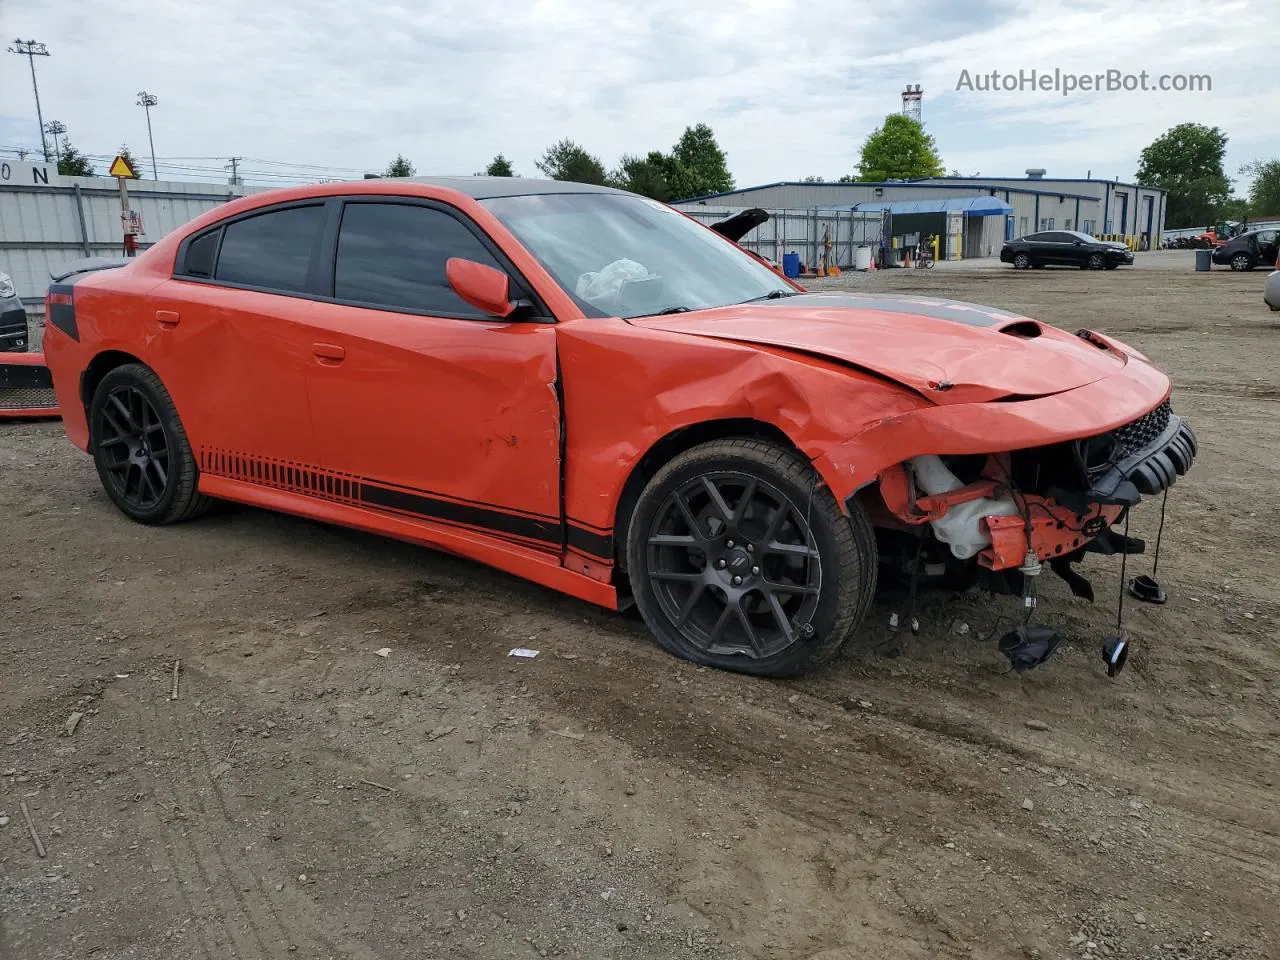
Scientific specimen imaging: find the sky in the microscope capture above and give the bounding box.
[1,0,1276,192]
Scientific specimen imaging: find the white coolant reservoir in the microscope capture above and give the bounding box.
[909,455,1020,560]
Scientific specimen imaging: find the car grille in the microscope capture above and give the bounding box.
[0,386,57,410]
[1114,400,1172,455]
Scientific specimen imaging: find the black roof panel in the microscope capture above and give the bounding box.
[406,176,628,200]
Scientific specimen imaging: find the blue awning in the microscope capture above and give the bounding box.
[824,196,1014,217]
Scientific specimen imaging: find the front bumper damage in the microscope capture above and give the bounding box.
[875,398,1197,576]
[0,352,61,419]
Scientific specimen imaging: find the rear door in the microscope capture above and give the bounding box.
[150,201,330,471]
[1254,230,1279,266]
[301,197,563,551]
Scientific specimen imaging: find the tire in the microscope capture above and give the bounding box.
[1012,252,1030,269]
[625,438,877,677]
[1230,253,1254,272]
[1088,252,1106,270]
[89,363,212,525]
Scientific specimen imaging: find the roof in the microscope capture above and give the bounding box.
[835,196,1014,217]
[912,175,1168,194]
[679,180,1098,204]
[404,176,626,199]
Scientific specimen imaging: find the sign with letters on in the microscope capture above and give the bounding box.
[0,160,59,187]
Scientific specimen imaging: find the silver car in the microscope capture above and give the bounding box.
[1266,269,1280,312]
[0,270,29,352]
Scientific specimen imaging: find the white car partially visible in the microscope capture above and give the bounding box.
[1266,268,1280,311]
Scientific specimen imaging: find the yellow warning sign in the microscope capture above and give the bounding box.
[108,155,138,179]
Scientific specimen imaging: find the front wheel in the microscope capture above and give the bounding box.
[90,363,212,525]
[1088,252,1106,270]
[626,439,877,677]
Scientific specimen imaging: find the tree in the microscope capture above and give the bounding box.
[802,175,826,183]
[118,144,143,177]
[855,115,944,181]
[56,137,94,177]
[671,123,733,197]
[1241,159,1280,216]
[384,155,415,177]
[535,139,608,185]
[483,154,516,177]
[609,151,695,201]
[1135,124,1232,228]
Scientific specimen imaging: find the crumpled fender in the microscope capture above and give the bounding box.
[816,355,1172,504]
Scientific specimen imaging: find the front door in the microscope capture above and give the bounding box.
[302,198,563,551]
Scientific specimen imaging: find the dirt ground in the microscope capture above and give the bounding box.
[2,251,1277,960]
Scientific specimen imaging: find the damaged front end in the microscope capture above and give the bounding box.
[869,398,1197,606]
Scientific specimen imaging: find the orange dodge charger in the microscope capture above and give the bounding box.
[42,177,1195,676]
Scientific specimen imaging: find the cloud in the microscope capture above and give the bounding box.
[0,0,1275,189]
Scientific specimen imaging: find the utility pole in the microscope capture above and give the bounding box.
[226,157,243,186]
[7,39,52,162]
[136,91,159,179]
[45,120,66,164]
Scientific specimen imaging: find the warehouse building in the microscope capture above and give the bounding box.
[674,172,1166,259]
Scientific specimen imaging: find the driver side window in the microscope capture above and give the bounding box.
[333,201,511,318]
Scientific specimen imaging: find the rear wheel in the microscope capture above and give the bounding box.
[90,363,212,525]
[626,439,877,677]
[1012,252,1031,269]
[1230,252,1255,271]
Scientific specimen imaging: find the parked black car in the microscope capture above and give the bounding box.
[1211,228,1280,272]
[1000,230,1134,270]
[0,270,29,352]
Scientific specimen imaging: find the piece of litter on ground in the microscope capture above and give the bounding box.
[552,729,585,741]
[114,674,130,679]
[1025,719,1050,731]
[64,712,84,737]
[1021,798,1035,811]
[508,648,540,659]
[373,648,391,658]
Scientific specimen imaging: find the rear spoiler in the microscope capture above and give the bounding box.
[50,257,130,283]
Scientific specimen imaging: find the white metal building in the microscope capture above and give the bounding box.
[674,174,1167,255]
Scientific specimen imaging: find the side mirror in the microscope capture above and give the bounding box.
[446,258,516,318]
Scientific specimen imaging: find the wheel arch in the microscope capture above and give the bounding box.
[80,350,146,447]
[611,417,808,575]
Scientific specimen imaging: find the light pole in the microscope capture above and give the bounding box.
[7,39,51,162]
[136,91,159,180]
[44,120,66,164]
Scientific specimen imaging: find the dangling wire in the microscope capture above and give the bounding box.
[1150,488,1170,579]
[1116,511,1130,634]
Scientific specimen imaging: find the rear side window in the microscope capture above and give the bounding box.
[182,230,219,278]
[334,202,506,317]
[214,205,325,293]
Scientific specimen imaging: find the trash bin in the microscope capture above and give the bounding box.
[1195,249,1212,272]
[854,245,873,271]
[782,252,801,278]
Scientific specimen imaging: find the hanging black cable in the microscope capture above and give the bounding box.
[1129,488,1169,604]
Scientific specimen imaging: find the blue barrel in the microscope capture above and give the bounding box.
[1195,248,1212,272]
[782,252,801,278]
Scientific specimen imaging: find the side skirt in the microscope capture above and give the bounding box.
[198,474,619,611]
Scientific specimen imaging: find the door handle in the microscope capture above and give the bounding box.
[312,342,345,364]
[156,309,180,328]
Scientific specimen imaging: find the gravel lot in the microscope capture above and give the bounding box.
[2,253,1277,960]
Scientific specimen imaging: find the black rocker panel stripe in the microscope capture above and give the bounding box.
[47,284,79,341]
[566,524,613,561]
[360,483,561,545]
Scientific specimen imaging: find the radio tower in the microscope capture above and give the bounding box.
[901,84,923,123]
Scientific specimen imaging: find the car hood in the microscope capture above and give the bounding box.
[628,293,1128,404]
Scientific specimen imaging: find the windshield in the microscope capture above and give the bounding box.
[480,192,793,318]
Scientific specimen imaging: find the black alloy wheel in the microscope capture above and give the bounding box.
[626,439,877,677]
[90,363,212,524]
[1088,252,1106,270]
[96,383,171,510]
[645,471,820,660]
